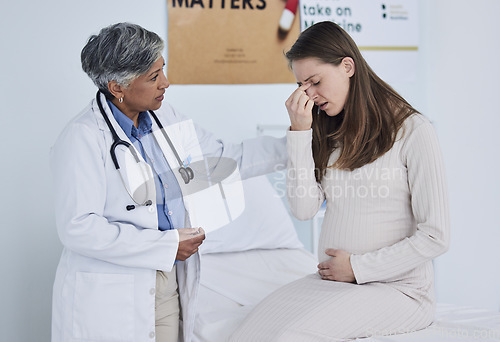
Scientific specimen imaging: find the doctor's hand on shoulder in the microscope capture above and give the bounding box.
[176,227,206,261]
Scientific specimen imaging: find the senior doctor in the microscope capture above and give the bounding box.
[50,22,286,342]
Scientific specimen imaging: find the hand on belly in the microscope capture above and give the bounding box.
[317,248,356,283]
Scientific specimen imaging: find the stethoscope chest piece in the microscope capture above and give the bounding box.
[179,166,194,184]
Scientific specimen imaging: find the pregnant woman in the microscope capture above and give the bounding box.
[231,21,450,341]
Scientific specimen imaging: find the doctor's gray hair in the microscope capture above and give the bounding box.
[81,22,164,99]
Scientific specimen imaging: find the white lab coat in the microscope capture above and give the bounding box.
[50,93,286,342]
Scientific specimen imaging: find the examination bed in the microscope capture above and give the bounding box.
[193,176,500,342]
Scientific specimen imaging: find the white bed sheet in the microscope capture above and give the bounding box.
[194,248,317,341]
[194,249,500,342]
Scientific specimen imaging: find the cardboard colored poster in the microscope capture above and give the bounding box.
[167,0,301,84]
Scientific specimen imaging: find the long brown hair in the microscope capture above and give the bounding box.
[286,21,419,182]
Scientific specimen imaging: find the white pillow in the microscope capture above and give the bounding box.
[200,175,303,254]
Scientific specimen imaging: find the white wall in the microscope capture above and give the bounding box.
[0,0,498,340]
[423,1,500,312]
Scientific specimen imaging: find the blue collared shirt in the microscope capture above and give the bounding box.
[107,100,185,230]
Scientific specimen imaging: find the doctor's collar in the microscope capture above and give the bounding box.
[106,99,153,140]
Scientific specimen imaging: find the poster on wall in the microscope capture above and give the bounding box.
[167,0,418,84]
[166,0,301,84]
[299,0,419,83]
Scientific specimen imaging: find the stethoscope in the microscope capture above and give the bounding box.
[96,91,194,207]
